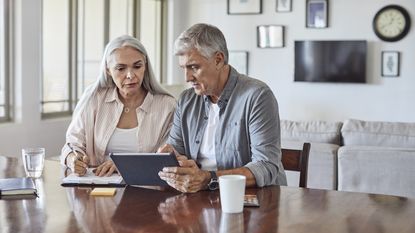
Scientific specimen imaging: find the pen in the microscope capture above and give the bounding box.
[67,143,82,161]
[67,143,88,175]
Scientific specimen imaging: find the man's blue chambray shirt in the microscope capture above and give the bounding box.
[167,67,287,187]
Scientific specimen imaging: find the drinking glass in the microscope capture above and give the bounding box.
[22,148,45,178]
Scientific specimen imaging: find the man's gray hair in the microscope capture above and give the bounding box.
[174,23,229,64]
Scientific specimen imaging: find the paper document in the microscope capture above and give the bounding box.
[62,168,123,185]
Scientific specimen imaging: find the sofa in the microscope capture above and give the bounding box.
[280,119,415,198]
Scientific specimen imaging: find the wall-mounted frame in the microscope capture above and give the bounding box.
[227,0,262,15]
[276,0,292,12]
[257,25,284,48]
[306,0,328,28]
[382,51,400,77]
[229,51,249,75]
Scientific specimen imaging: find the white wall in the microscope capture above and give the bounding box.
[1,0,414,157]
[0,0,70,157]
[168,0,415,122]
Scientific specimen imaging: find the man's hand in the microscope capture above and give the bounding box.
[67,152,89,176]
[158,144,178,154]
[158,158,210,193]
[158,143,188,164]
[94,160,117,177]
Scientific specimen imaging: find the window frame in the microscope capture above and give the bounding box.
[0,0,12,123]
[41,0,167,119]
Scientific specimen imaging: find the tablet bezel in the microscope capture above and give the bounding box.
[110,152,179,186]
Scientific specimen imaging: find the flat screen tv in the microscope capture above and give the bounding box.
[294,40,367,83]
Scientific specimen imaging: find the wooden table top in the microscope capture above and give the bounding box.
[1,155,415,233]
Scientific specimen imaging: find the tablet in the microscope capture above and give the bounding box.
[110,152,179,186]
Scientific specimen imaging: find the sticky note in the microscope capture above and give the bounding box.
[90,188,117,196]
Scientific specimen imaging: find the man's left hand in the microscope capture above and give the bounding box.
[158,159,209,193]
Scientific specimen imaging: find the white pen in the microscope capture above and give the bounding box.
[67,143,81,160]
[66,143,88,169]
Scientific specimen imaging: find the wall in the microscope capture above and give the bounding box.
[1,0,414,157]
[168,0,415,122]
[0,0,70,157]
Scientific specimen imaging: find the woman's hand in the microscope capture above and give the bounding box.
[67,152,89,176]
[95,160,117,177]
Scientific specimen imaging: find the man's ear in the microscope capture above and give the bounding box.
[214,52,225,67]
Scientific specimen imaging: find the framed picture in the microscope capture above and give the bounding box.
[382,51,400,77]
[276,0,292,12]
[306,0,328,28]
[229,51,249,75]
[257,25,284,48]
[227,0,262,15]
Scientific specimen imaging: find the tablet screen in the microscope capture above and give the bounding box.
[110,152,179,186]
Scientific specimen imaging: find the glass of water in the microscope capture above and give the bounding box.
[22,148,45,178]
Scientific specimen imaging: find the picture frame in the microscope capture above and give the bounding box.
[276,0,292,12]
[257,25,284,48]
[306,0,328,28]
[227,0,262,15]
[229,51,249,75]
[382,51,400,77]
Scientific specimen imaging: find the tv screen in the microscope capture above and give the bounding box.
[294,40,367,83]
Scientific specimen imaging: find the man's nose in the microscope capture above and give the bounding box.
[185,68,194,82]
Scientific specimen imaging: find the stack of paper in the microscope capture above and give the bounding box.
[62,168,123,185]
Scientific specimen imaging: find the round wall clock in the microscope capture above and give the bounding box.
[373,5,411,42]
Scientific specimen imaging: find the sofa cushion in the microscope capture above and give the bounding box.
[341,119,415,148]
[338,145,415,198]
[282,140,338,190]
[281,120,343,145]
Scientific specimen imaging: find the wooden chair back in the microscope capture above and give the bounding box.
[281,142,311,188]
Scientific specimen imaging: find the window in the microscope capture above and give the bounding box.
[41,0,166,118]
[41,0,71,116]
[0,0,11,122]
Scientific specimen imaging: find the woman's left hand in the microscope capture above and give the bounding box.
[95,160,117,177]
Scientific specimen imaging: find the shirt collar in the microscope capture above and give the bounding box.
[203,65,238,109]
[104,87,154,113]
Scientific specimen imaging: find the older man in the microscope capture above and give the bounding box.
[158,23,286,193]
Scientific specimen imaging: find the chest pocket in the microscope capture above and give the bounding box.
[222,119,247,151]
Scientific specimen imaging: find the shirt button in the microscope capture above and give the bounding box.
[196,140,200,144]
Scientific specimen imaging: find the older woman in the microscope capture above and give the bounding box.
[61,35,176,177]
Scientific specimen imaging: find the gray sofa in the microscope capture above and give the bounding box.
[281,119,415,198]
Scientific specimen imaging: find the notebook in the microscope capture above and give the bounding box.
[110,152,179,186]
[61,168,124,187]
[0,177,37,196]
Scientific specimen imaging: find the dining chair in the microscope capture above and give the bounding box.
[281,142,311,188]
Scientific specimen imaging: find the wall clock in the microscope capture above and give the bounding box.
[373,5,411,42]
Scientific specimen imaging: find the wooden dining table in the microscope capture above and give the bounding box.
[1,155,415,233]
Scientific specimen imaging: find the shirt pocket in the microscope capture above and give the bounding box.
[222,119,247,151]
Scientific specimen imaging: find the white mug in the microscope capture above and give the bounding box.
[219,175,246,213]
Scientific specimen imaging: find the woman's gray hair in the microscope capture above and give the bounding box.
[96,35,171,96]
[174,23,228,64]
[73,35,172,117]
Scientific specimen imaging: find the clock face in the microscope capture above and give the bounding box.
[373,5,411,42]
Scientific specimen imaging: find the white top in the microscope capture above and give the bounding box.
[61,88,176,166]
[198,103,220,171]
[105,127,139,156]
